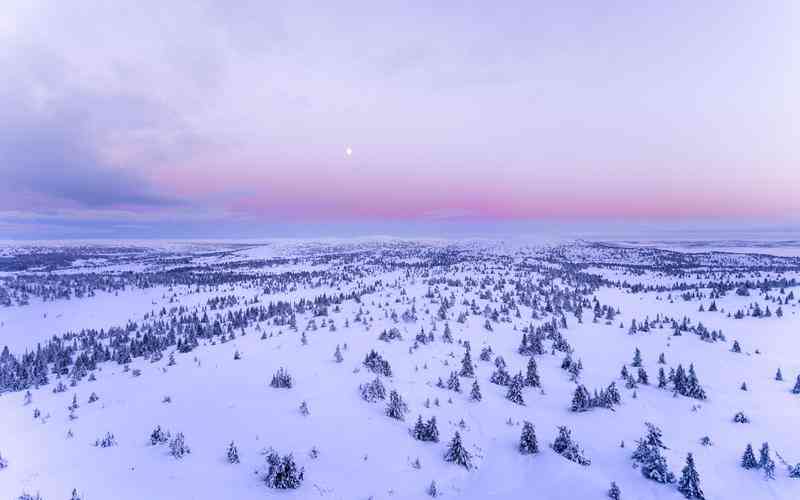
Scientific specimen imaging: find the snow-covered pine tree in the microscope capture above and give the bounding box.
[506,372,525,405]
[386,390,409,420]
[518,421,539,454]
[677,453,705,499]
[792,375,800,394]
[741,443,757,469]
[264,452,304,489]
[758,442,771,469]
[427,480,439,497]
[334,344,343,363]
[459,349,474,378]
[632,423,674,484]
[608,481,621,500]
[169,432,190,459]
[525,357,541,388]
[658,367,668,389]
[637,367,649,385]
[571,385,591,412]
[632,348,642,367]
[470,380,482,401]
[551,426,590,466]
[227,441,240,464]
[447,371,461,392]
[270,367,293,389]
[443,431,472,470]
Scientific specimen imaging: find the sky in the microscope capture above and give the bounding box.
[1,1,798,239]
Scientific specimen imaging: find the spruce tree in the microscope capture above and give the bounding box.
[758,442,771,469]
[518,421,539,454]
[792,375,800,394]
[506,372,525,405]
[443,431,472,469]
[386,390,409,420]
[571,385,591,412]
[470,380,482,402]
[525,357,541,388]
[227,441,240,464]
[459,349,474,378]
[632,348,642,367]
[677,453,704,499]
[741,443,757,469]
[608,481,621,500]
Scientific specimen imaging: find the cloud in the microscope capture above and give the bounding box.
[0,45,183,209]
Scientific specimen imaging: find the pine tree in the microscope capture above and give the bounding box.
[792,375,800,394]
[758,442,771,469]
[443,431,472,469]
[525,357,541,388]
[775,368,783,381]
[741,443,757,469]
[608,481,621,500]
[227,441,240,464]
[386,390,409,420]
[632,348,642,367]
[70,489,82,500]
[470,380,482,402]
[518,421,539,454]
[505,372,525,405]
[632,423,674,484]
[551,426,590,465]
[658,367,668,389]
[459,349,474,378]
[447,371,461,392]
[571,385,591,412]
[678,453,705,499]
[169,432,190,459]
[637,367,649,385]
[427,480,439,497]
[264,452,304,489]
[334,345,343,363]
[426,416,440,443]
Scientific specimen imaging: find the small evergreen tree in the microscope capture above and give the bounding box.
[334,344,343,363]
[741,443,757,469]
[506,372,525,405]
[525,357,541,388]
[227,441,240,464]
[677,453,705,499]
[470,380,482,401]
[459,349,474,378]
[443,431,472,469]
[518,421,539,455]
[792,375,800,394]
[264,452,304,489]
[169,432,190,459]
[608,481,621,500]
[386,390,409,420]
[551,426,590,465]
[632,348,642,367]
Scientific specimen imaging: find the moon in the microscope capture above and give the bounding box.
[345,146,353,157]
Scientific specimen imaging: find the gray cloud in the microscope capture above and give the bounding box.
[0,46,184,209]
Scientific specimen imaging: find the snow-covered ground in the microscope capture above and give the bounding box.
[2,239,800,500]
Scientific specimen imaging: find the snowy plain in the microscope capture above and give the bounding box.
[1,239,800,500]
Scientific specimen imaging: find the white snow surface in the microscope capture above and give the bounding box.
[1,239,800,500]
